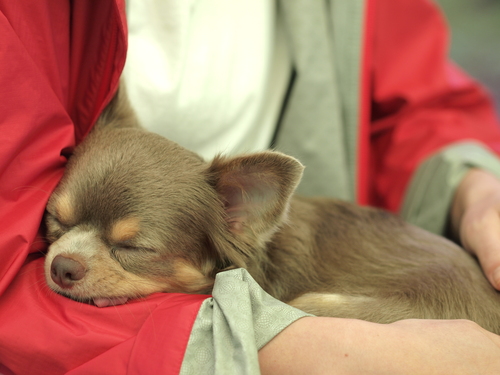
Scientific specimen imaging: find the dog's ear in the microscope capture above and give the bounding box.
[207,151,304,245]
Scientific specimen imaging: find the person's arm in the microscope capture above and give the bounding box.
[259,317,500,375]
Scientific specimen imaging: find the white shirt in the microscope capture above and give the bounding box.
[123,0,291,160]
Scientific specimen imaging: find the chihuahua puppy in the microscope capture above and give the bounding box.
[45,87,500,333]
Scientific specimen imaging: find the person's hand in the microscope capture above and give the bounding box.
[450,168,500,290]
[259,317,500,375]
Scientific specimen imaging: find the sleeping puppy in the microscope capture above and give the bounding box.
[44,87,500,333]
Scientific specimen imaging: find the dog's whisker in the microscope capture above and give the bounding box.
[17,267,46,278]
[35,241,49,246]
[11,185,51,195]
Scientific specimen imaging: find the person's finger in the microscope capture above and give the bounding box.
[460,205,500,290]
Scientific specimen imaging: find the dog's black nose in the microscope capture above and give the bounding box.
[50,255,86,289]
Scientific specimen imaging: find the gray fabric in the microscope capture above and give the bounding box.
[275,0,365,201]
[329,0,365,199]
[180,3,365,373]
[180,269,310,375]
[401,142,500,235]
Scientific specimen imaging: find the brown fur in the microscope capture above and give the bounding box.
[44,86,500,333]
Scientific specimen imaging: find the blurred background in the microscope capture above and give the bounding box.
[435,0,500,113]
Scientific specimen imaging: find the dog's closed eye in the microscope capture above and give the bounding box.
[45,211,71,241]
[45,211,64,227]
[110,245,157,271]
[111,244,155,256]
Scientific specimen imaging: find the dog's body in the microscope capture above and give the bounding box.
[45,88,500,333]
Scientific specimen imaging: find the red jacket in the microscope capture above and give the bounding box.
[361,0,500,209]
[0,2,207,374]
[1,0,499,373]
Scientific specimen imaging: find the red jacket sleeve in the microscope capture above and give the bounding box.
[368,0,500,212]
[0,2,205,374]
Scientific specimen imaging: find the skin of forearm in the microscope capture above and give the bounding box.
[259,317,500,375]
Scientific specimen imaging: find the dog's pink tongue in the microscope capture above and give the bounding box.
[93,297,129,307]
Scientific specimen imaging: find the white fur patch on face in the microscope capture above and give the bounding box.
[45,229,101,262]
